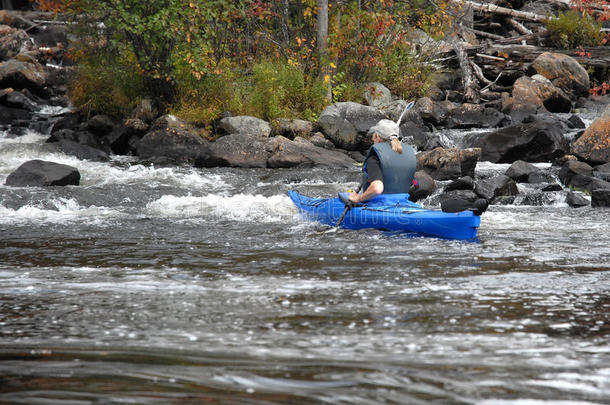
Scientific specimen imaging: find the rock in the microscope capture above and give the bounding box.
[317,102,385,150]
[5,159,80,187]
[274,118,314,140]
[559,160,610,193]
[466,120,568,163]
[0,104,30,125]
[414,97,456,127]
[346,150,366,163]
[527,171,556,184]
[542,183,563,192]
[309,132,335,149]
[566,191,590,208]
[594,162,610,182]
[137,127,211,166]
[363,82,392,107]
[55,140,109,162]
[218,115,271,137]
[150,114,191,132]
[567,115,586,129]
[572,104,610,164]
[439,189,487,214]
[409,170,435,201]
[531,52,590,99]
[51,111,83,133]
[207,133,268,168]
[101,127,133,155]
[505,160,539,182]
[592,189,610,207]
[0,26,34,60]
[475,174,519,201]
[267,138,356,169]
[0,58,47,94]
[0,88,37,111]
[132,98,157,123]
[416,147,481,180]
[124,118,148,136]
[85,114,116,136]
[509,75,572,115]
[47,129,108,152]
[446,103,507,129]
[444,176,475,192]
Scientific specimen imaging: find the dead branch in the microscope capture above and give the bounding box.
[450,0,551,22]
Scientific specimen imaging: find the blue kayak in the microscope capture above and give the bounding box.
[288,190,481,240]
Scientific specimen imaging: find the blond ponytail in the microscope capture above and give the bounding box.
[391,138,402,154]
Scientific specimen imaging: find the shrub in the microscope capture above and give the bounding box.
[545,10,604,49]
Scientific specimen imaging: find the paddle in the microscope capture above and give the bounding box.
[336,189,362,227]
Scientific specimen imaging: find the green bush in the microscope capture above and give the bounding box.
[545,10,604,49]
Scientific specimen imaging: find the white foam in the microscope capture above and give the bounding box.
[146,193,297,222]
[0,198,121,225]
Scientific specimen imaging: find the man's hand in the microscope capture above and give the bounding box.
[348,192,360,203]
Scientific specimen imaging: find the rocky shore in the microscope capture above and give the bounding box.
[2,10,609,208]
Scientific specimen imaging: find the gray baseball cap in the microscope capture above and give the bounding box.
[368,119,399,140]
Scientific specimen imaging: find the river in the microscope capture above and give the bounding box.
[0,109,609,404]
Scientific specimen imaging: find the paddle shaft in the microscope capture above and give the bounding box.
[335,185,362,227]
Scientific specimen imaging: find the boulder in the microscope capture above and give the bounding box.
[55,140,109,162]
[309,132,335,149]
[100,127,133,155]
[475,174,519,201]
[413,97,456,127]
[137,127,211,166]
[85,114,116,137]
[363,82,392,107]
[409,170,435,201]
[444,176,475,192]
[274,118,314,140]
[572,104,610,164]
[566,191,589,208]
[124,118,149,136]
[445,103,507,129]
[592,189,610,207]
[0,26,34,60]
[267,137,356,169]
[567,115,586,129]
[131,98,157,123]
[5,159,80,187]
[51,111,83,133]
[509,75,572,115]
[0,58,46,94]
[440,189,487,214]
[531,52,590,99]
[207,133,269,168]
[0,88,37,111]
[318,102,385,150]
[594,162,610,182]
[0,104,30,125]
[150,114,191,132]
[505,160,539,182]
[218,115,271,137]
[466,120,568,163]
[559,160,610,193]
[416,147,481,180]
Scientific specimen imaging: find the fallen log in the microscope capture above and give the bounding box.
[451,0,551,22]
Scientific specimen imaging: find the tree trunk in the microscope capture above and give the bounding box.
[450,0,550,22]
[317,0,331,101]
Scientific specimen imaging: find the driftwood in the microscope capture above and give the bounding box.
[451,0,550,22]
[452,38,480,103]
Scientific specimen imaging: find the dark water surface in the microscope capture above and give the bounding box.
[0,127,609,404]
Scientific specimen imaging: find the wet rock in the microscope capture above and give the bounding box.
[150,114,191,132]
[318,102,384,151]
[137,127,211,166]
[0,88,36,111]
[0,104,30,125]
[475,174,519,201]
[439,189,488,215]
[414,97,456,127]
[51,111,83,133]
[444,176,475,192]
[101,127,133,155]
[542,183,563,192]
[5,159,80,187]
[416,147,481,180]
[218,115,271,138]
[465,120,568,163]
[131,98,157,123]
[594,162,610,182]
[274,118,314,140]
[567,115,586,129]
[572,104,610,164]
[559,160,610,193]
[346,150,366,163]
[505,160,539,182]
[566,191,590,208]
[124,118,148,136]
[510,75,572,116]
[532,52,590,99]
[207,133,268,168]
[363,82,392,107]
[85,114,116,137]
[592,189,610,207]
[445,103,507,129]
[0,57,47,94]
[267,137,356,169]
[409,170,435,202]
[55,140,109,162]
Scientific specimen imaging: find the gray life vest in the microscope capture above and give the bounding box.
[361,142,416,194]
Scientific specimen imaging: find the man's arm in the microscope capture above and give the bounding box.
[348,180,383,203]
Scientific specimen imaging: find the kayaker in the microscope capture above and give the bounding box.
[348,119,416,203]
